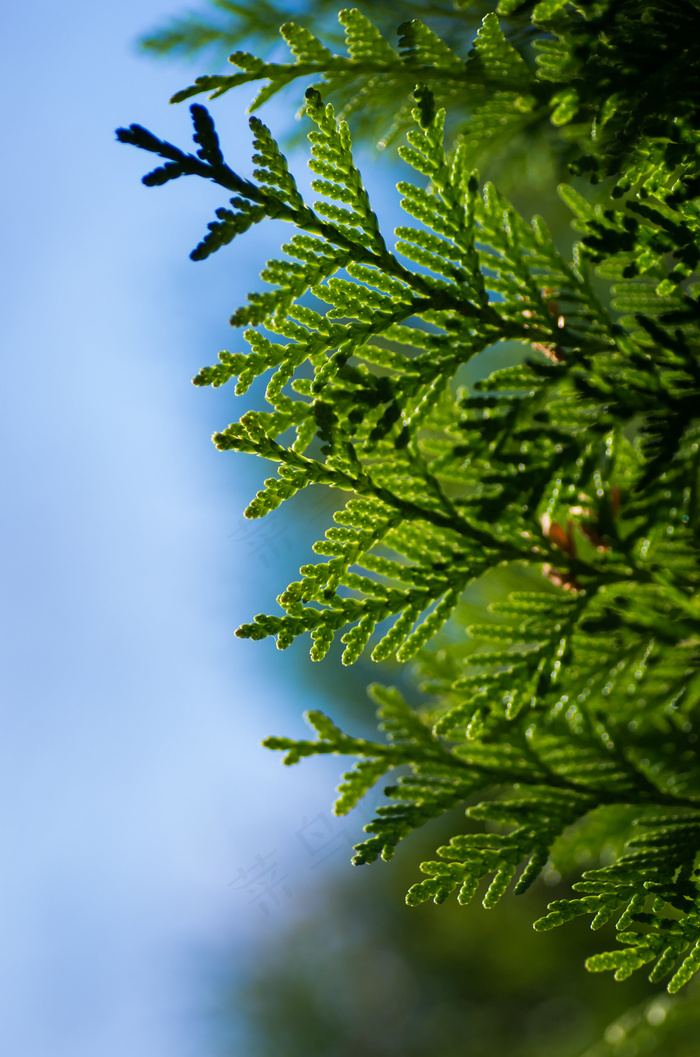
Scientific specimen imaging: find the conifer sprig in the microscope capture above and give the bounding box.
[121,0,700,996]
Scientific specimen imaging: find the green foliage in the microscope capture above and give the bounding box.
[140,0,700,177]
[121,0,700,1002]
[138,0,471,65]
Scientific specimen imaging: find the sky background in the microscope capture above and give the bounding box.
[1,3,394,1054]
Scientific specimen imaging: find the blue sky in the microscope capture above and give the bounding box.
[1,3,384,1054]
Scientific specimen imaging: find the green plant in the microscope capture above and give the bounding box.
[120,0,700,998]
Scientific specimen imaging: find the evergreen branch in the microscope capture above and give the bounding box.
[123,0,700,999]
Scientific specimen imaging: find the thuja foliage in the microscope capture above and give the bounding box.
[120,1,700,994]
[139,0,470,68]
